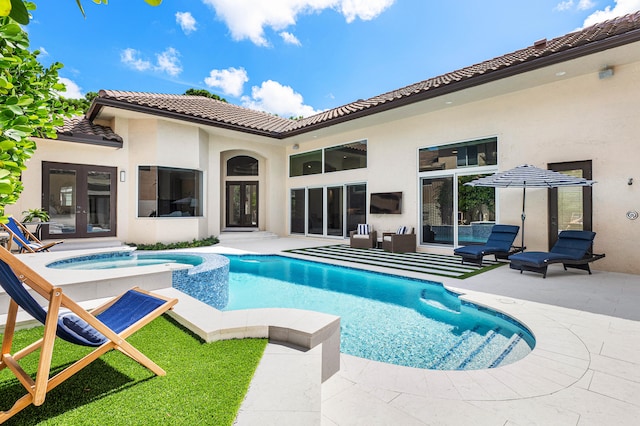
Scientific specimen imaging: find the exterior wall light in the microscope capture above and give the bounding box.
[120,170,126,182]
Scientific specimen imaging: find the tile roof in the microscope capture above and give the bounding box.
[55,116,123,146]
[83,10,640,141]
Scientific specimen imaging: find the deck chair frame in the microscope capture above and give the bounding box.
[1,217,63,253]
[0,247,177,422]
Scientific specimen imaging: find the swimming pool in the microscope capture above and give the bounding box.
[222,255,535,370]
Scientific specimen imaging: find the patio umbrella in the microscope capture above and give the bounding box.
[465,164,595,250]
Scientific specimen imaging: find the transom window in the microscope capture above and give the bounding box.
[227,155,258,176]
[290,140,367,177]
[419,137,497,172]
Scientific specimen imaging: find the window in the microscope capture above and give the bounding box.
[324,141,367,172]
[419,137,497,172]
[419,137,498,246]
[289,140,368,177]
[290,150,322,177]
[138,166,202,217]
[227,155,258,176]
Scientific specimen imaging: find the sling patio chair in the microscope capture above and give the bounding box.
[0,246,178,422]
[508,230,605,278]
[453,224,523,266]
[1,216,63,253]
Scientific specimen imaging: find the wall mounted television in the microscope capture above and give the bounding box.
[370,192,402,214]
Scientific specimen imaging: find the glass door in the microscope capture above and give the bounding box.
[548,161,592,249]
[327,186,343,236]
[42,162,116,238]
[226,182,258,227]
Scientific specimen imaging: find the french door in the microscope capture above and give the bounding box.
[226,182,258,227]
[548,160,592,249]
[42,162,117,239]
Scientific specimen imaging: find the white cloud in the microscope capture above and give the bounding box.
[176,11,197,34]
[121,48,152,72]
[582,0,640,27]
[280,31,301,45]
[204,67,249,97]
[577,0,596,10]
[38,46,49,56]
[57,77,83,99]
[121,47,183,77]
[241,80,319,118]
[555,0,574,11]
[339,0,395,23]
[155,47,182,76]
[202,0,394,46]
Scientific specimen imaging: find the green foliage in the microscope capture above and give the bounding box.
[184,88,227,103]
[0,13,76,221]
[0,316,267,425]
[127,236,219,250]
[60,91,98,114]
[21,207,49,222]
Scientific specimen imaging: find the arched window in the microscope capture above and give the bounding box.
[227,155,258,176]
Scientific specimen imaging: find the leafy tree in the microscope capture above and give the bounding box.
[184,88,227,103]
[0,9,75,220]
[60,91,98,114]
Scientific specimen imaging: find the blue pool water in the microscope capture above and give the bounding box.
[222,255,535,370]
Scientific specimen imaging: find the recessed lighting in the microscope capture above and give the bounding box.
[555,71,566,77]
[445,101,453,105]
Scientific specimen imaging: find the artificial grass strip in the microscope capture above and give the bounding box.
[285,245,504,279]
[0,315,267,425]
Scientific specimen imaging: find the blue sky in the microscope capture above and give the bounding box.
[27,0,639,118]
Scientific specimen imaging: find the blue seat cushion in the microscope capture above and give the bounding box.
[454,245,505,258]
[509,251,572,267]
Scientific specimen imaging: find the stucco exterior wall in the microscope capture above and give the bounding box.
[285,61,639,273]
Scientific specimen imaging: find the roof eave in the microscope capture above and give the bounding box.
[281,28,640,138]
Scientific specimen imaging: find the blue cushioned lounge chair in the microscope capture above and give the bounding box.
[0,246,178,422]
[454,224,522,265]
[1,216,63,253]
[508,230,605,278]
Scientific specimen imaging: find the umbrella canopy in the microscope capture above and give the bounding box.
[465,164,595,249]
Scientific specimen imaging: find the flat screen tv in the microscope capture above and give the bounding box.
[370,192,402,214]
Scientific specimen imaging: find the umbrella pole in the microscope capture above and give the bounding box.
[521,185,526,250]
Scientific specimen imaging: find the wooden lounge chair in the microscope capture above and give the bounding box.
[1,217,63,253]
[350,224,377,249]
[508,230,605,278]
[381,226,416,253]
[0,246,178,422]
[454,224,523,265]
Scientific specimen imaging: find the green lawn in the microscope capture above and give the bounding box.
[0,316,267,425]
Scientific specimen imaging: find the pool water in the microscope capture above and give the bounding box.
[47,251,204,270]
[222,255,535,370]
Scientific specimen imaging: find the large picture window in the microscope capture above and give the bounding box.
[419,137,497,172]
[138,166,203,217]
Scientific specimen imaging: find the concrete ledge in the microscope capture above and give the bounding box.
[156,287,340,382]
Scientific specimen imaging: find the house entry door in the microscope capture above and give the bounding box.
[42,162,117,239]
[226,182,258,227]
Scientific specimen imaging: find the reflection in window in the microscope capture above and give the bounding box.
[290,150,322,177]
[227,155,258,176]
[419,137,497,172]
[138,166,202,217]
[324,141,367,172]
